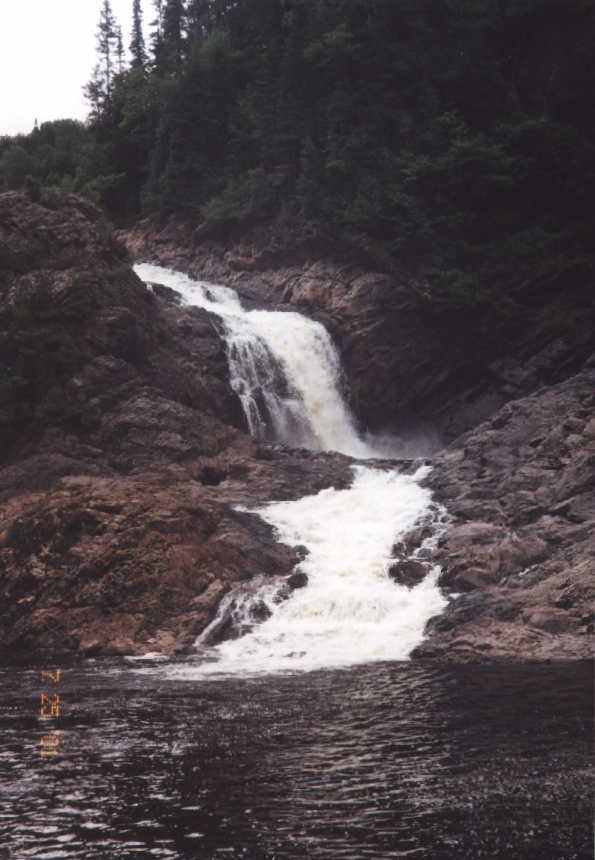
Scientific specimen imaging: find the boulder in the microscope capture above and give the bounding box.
[287,571,309,590]
[388,560,427,588]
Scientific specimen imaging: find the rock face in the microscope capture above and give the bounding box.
[0,473,297,659]
[121,222,595,442]
[0,193,244,488]
[413,361,595,660]
[0,446,354,660]
[0,193,355,661]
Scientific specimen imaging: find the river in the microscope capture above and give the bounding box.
[0,660,592,858]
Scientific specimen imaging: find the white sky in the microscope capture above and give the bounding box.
[0,0,146,136]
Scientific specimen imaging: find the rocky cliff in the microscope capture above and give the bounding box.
[0,197,592,662]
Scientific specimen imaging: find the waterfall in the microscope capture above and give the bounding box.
[135,263,372,457]
[134,263,447,674]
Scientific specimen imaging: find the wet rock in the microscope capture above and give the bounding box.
[251,600,273,622]
[198,465,228,486]
[149,282,182,304]
[287,571,309,590]
[0,475,305,660]
[388,560,427,588]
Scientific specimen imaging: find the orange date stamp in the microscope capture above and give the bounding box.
[38,669,63,756]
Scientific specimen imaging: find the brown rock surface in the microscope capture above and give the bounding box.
[413,360,595,660]
[0,193,244,488]
[0,456,354,661]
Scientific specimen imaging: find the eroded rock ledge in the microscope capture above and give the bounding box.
[0,446,358,660]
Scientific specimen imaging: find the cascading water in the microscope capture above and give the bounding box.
[135,263,447,674]
[135,263,372,457]
[190,466,447,675]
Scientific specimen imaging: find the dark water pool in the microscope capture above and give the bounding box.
[0,660,592,859]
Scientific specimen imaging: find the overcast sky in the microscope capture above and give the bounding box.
[1,0,146,136]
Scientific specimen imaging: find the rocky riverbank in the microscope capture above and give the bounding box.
[416,362,594,660]
[1,195,593,661]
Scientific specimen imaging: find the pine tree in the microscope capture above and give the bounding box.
[116,25,126,75]
[84,0,119,121]
[186,0,210,39]
[130,0,148,69]
[84,64,106,123]
[97,0,118,102]
[162,0,186,70]
[150,0,165,72]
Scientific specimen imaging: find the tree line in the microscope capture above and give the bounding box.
[1,0,593,303]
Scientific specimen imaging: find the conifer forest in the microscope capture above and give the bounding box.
[1,0,593,303]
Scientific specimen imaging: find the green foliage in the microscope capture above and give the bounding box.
[0,0,592,304]
[24,175,41,203]
[0,120,91,197]
[0,277,101,451]
[0,145,35,188]
[200,168,282,225]
[130,0,148,69]
[85,0,120,121]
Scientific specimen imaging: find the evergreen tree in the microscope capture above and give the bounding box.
[150,0,165,72]
[97,0,118,102]
[116,25,126,75]
[5,0,590,309]
[83,64,107,124]
[130,0,148,69]
[84,0,119,121]
[162,0,186,70]
[186,0,210,39]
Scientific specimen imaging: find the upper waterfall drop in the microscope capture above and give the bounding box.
[135,263,374,457]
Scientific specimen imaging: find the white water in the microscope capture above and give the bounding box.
[135,262,372,457]
[134,263,447,674]
[184,465,447,675]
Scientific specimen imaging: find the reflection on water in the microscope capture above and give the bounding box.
[0,660,592,859]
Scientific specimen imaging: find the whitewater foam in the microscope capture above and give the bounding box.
[169,465,448,676]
